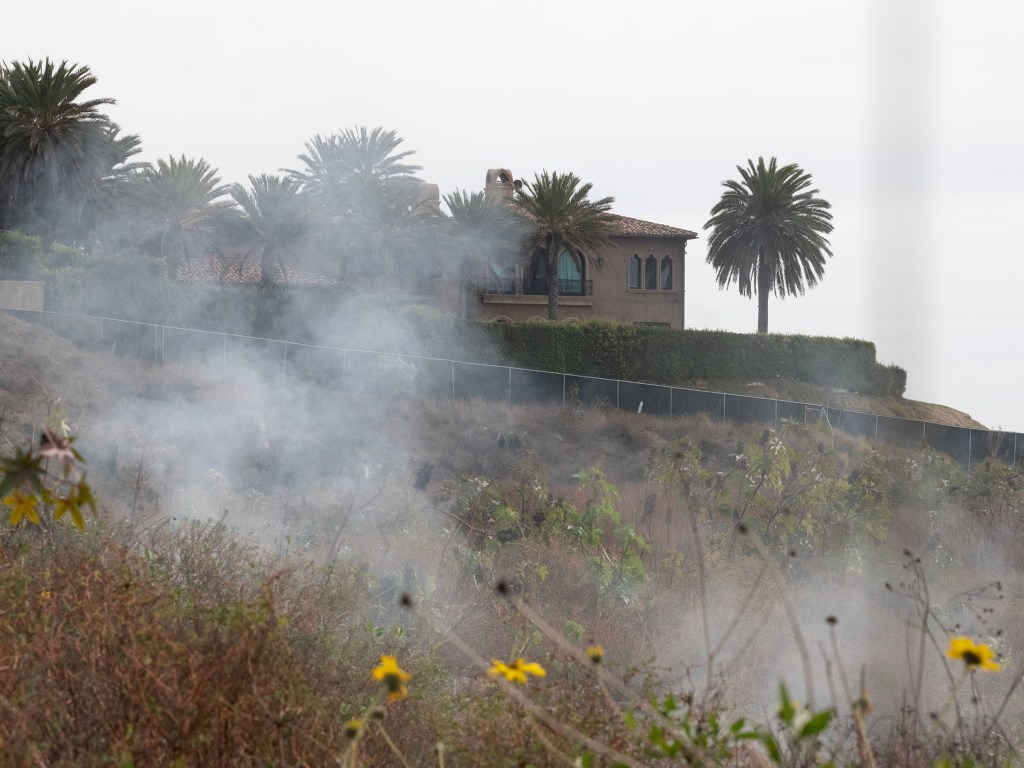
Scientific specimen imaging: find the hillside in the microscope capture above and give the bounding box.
[682,377,986,429]
[3,308,1024,766]
[0,310,986,450]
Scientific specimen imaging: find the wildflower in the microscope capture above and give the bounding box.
[4,490,40,526]
[38,590,53,603]
[39,427,76,465]
[372,655,412,701]
[586,645,604,664]
[344,718,363,739]
[487,657,546,684]
[947,636,1000,671]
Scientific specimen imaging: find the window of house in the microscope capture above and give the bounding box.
[487,261,515,294]
[661,256,673,290]
[559,249,581,283]
[645,255,657,290]
[628,254,641,289]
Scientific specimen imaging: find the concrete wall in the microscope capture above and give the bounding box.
[0,281,44,311]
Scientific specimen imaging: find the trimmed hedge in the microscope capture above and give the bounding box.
[407,312,907,398]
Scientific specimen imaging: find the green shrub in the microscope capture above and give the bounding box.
[439,319,908,397]
[0,230,42,278]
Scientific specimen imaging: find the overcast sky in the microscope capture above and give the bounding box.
[4,0,1022,430]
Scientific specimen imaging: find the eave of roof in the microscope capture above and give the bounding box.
[607,214,697,240]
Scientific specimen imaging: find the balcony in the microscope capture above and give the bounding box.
[483,277,593,297]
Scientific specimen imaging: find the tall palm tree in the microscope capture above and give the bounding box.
[80,126,148,249]
[286,126,420,211]
[704,157,833,334]
[127,155,234,278]
[226,174,319,285]
[286,126,422,278]
[443,189,526,315]
[344,175,438,286]
[0,58,120,244]
[511,171,615,321]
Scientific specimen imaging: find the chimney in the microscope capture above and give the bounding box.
[484,168,515,200]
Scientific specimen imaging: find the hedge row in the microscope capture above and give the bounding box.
[408,311,907,398]
[7,240,906,398]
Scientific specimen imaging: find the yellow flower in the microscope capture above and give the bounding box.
[38,590,53,603]
[487,657,546,684]
[947,636,1000,671]
[372,655,411,700]
[586,645,604,664]
[344,718,363,739]
[4,490,40,526]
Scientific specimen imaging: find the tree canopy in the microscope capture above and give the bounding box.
[704,157,833,334]
[0,58,137,245]
[510,171,615,321]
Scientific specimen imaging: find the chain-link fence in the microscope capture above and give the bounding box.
[7,307,1020,469]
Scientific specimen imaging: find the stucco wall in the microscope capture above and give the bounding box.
[590,236,685,327]
[474,234,689,326]
[0,281,44,311]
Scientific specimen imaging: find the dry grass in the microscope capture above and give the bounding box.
[3,310,1024,765]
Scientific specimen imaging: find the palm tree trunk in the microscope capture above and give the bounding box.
[757,250,771,334]
[546,236,561,321]
[260,245,274,286]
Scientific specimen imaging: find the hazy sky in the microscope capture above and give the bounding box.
[4,0,1023,430]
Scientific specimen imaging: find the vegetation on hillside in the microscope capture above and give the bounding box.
[0,312,1022,766]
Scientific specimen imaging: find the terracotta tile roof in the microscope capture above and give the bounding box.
[608,214,697,240]
[176,258,342,288]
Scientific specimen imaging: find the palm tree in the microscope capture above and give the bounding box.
[443,189,526,316]
[511,171,615,321]
[226,174,319,285]
[0,58,121,244]
[286,126,420,211]
[126,155,234,278]
[286,126,422,278]
[80,126,148,249]
[704,157,833,334]
[344,175,439,286]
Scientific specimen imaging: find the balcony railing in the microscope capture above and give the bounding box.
[483,277,593,297]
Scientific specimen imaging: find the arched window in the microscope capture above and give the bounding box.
[628,255,641,289]
[645,255,657,290]
[558,249,582,294]
[527,249,548,294]
[660,256,673,290]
